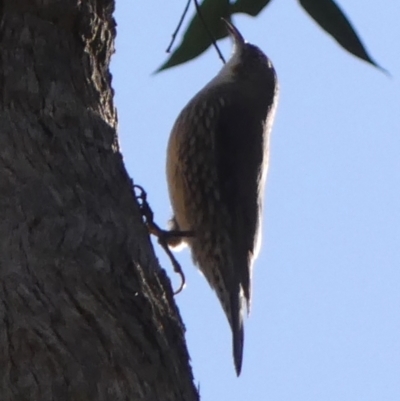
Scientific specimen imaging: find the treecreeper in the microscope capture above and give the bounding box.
[166,19,279,376]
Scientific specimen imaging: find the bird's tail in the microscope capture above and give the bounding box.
[230,291,245,376]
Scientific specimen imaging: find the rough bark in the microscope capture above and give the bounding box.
[0,1,198,400]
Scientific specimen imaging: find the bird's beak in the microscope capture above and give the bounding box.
[222,18,246,49]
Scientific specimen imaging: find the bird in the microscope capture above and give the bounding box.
[165,19,279,376]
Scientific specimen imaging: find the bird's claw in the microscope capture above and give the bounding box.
[134,184,190,295]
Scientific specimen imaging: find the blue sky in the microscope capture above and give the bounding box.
[112,1,400,400]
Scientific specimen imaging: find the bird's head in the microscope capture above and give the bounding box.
[217,19,275,84]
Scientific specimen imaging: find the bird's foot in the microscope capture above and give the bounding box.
[133,184,192,294]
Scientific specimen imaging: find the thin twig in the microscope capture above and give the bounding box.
[166,0,192,53]
[193,0,226,64]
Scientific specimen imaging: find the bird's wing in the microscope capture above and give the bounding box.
[214,88,267,305]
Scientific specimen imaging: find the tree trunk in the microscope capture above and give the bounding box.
[0,1,198,400]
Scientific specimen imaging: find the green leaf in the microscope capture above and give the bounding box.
[299,0,384,70]
[231,0,273,16]
[157,0,231,72]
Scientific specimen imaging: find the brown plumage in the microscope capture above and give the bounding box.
[166,20,279,375]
